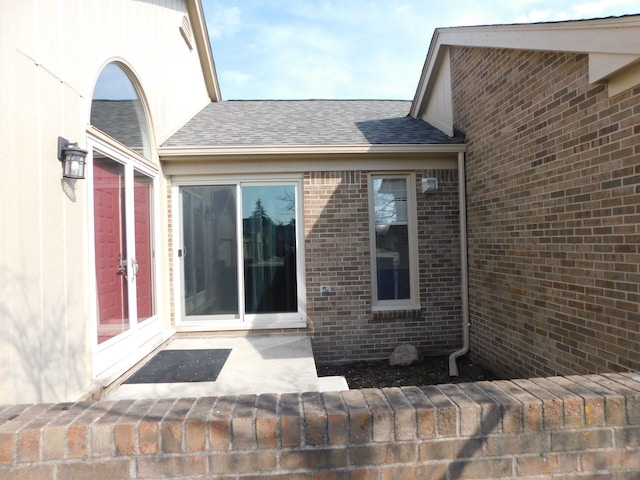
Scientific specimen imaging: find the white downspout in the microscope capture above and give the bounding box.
[449,151,469,376]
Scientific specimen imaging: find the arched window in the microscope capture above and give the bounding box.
[91,62,151,159]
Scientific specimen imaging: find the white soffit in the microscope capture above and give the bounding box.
[589,52,640,84]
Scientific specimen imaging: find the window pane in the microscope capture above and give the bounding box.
[134,171,154,322]
[91,63,151,159]
[182,186,238,316]
[373,178,411,300]
[242,185,297,314]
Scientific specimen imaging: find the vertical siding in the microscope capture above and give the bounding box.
[0,0,211,403]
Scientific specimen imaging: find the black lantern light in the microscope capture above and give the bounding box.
[57,136,88,179]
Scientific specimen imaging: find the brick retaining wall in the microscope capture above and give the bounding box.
[1,373,639,479]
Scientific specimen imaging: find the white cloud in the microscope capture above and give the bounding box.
[207,6,242,39]
[221,70,251,86]
[203,0,640,99]
[569,0,638,17]
[515,9,553,22]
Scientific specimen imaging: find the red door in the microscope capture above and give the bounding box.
[93,155,129,344]
[134,171,154,321]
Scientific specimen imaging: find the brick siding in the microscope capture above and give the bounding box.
[450,47,640,378]
[305,169,462,363]
[1,373,639,478]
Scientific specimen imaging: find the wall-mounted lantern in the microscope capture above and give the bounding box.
[57,136,88,179]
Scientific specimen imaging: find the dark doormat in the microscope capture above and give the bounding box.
[124,349,232,384]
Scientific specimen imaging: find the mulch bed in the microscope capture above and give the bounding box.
[316,354,497,389]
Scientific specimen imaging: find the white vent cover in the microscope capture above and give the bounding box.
[180,16,194,50]
[421,177,438,193]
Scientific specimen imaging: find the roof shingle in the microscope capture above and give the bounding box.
[162,100,461,148]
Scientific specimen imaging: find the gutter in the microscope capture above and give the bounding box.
[449,151,470,376]
[158,143,466,159]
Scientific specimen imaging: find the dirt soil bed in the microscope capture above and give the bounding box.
[317,355,498,389]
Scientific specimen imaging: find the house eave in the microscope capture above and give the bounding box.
[411,14,640,119]
[159,143,466,161]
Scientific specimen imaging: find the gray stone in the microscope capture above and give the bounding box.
[389,344,419,366]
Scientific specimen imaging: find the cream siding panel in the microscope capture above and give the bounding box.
[0,0,212,403]
[419,48,454,137]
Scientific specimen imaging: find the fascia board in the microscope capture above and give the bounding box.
[186,0,221,102]
[410,30,445,118]
[160,154,460,176]
[435,16,640,55]
[159,143,466,160]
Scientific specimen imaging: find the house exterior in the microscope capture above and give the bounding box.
[411,15,640,379]
[3,1,638,406]
[1,0,465,405]
[159,100,465,364]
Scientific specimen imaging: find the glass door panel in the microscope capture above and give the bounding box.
[93,155,129,343]
[134,170,154,322]
[182,186,238,317]
[242,185,297,314]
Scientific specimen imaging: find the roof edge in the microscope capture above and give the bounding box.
[411,14,640,122]
[186,0,221,102]
[159,143,466,159]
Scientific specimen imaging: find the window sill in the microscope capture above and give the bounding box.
[371,308,422,322]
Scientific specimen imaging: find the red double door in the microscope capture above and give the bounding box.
[93,154,154,345]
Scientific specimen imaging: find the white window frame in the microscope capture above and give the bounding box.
[173,175,307,330]
[369,172,420,311]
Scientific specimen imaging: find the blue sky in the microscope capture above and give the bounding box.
[201,0,640,100]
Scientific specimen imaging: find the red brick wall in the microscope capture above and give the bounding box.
[450,47,640,378]
[304,169,462,363]
[2,373,639,478]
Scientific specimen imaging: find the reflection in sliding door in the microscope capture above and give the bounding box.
[242,185,297,314]
[181,186,238,317]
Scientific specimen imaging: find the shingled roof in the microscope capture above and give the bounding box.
[162,100,462,148]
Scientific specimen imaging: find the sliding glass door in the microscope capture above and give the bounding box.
[178,181,303,327]
[181,185,238,317]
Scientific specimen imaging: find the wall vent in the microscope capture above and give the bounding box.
[180,15,194,50]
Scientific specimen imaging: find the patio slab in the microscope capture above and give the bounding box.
[104,335,347,400]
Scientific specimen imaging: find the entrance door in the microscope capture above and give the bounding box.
[93,156,129,343]
[91,147,159,375]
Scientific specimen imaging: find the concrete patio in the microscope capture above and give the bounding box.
[104,335,348,400]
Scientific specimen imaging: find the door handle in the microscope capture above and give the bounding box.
[131,259,139,280]
[117,259,128,277]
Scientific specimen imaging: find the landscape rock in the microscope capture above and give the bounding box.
[389,344,419,366]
